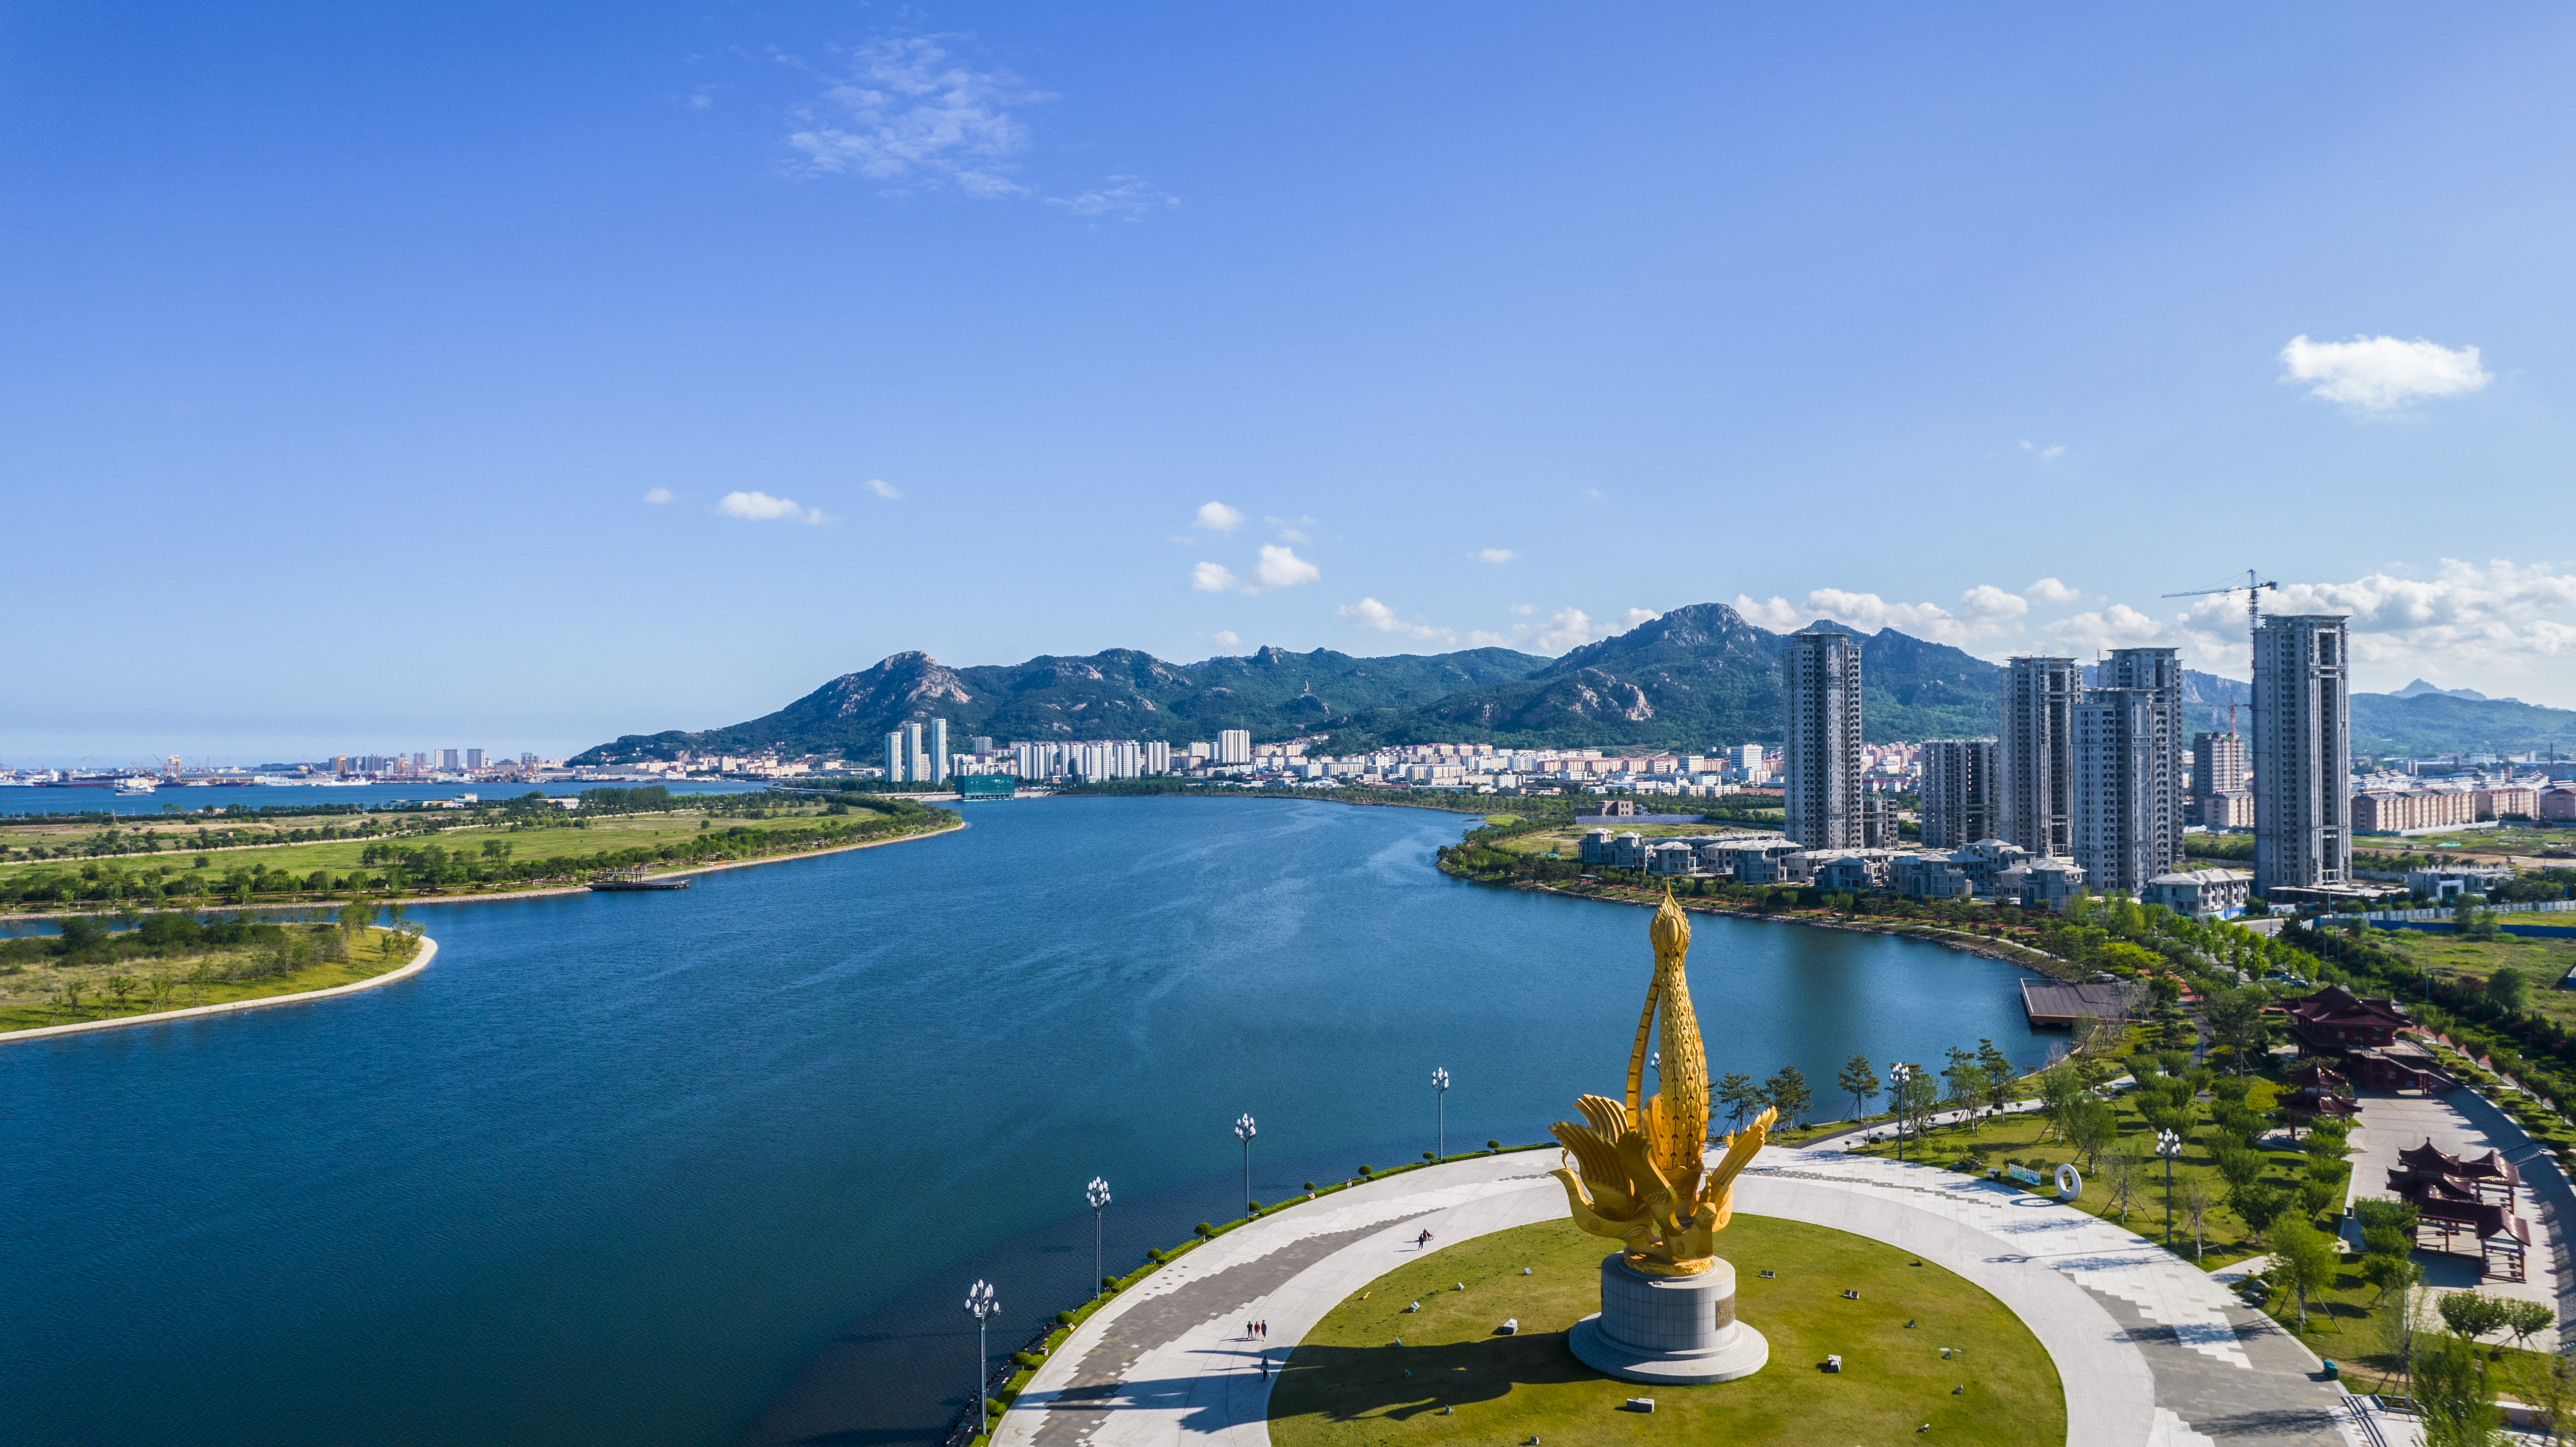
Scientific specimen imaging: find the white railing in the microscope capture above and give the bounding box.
[2321,899,2576,926]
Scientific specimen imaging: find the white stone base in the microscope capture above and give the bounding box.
[1567,1252,1770,1385]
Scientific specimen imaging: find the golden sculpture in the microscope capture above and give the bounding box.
[1549,888,1773,1276]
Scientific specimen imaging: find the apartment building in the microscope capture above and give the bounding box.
[1781,624,1863,850]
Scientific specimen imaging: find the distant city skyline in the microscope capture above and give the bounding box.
[8,4,2576,760]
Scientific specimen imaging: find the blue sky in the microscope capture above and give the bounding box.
[8,3,2576,763]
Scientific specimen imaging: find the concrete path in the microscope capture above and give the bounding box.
[993,1145,2359,1447]
[2350,1089,2573,1352]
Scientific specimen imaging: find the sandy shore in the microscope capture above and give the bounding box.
[0,936,441,1045]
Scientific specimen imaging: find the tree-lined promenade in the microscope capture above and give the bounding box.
[0,789,959,913]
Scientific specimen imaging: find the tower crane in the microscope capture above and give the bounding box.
[2163,568,2277,696]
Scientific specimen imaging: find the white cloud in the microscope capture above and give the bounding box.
[1191,562,1248,594]
[784,37,1048,195]
[2026,577,2083,604]
[1467,630,1513,648]
[867,478,903,499]
[1338,598,1456,643]
[1213,630,1240,647]
[2018,440,2066,461]
[1534,608,1595,653]
[1477,548,1517,564]
[1958,584,2029,625]
[1255,545,1320,589]
[2280,334,2491,411]
[1621,608,1660,630]
[715,490,828,524]
[643,487,674,505]
[1509,603,1536,615]
[2043,603,2170,653]
[1046,176,1179,222]
[1195,501,1245,533]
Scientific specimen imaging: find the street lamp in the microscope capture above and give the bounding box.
[1087,1177,1112,1299]
[1889,1062,1913,1164]
[1235,1113,1257,1215]
[964,1279,999,1431]
[2156,1129,2182,1250]
[1432,1068,1450,1162]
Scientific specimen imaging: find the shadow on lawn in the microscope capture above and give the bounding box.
[1271,1331,1602,1421]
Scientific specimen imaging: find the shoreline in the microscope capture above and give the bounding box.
[0,816,967,922]
[1468,872,2081,979]
[0,936,440,1045]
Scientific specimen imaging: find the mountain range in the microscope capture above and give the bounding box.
[570,602,2576,763]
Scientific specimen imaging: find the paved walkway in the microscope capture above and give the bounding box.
[2350,1089,2574,1352]
[994,1146,2359,1447]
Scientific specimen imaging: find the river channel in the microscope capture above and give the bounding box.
[0,796,2055,1446]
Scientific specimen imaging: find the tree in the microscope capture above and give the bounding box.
[2439,1291,2511,1344]
[2178,1176,2216,1262]
[1942,1047,1990,1130]
[2102,1141,2140,1222]
[1894,1064,1940,1140]
[1714,1072,1762,1130]
[2415,1333,2506,1447]
[2503,1298,2556,1352]
[2489,967,2530,1015]
[2038,1061,2088,1143]
[2070,1099,2120,1170]
[1837,1055,1881,1123]
[2202,986,2270,1071]
[1764,1065,1813,1128]
[2231,1181,2289,1246]
[1976,1038,2017,1117]
[2363,1252,2420,1309]
[2271,1214,2338,1330]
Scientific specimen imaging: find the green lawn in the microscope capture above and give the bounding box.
[1270,1214,2063,1447]
[0,927,421,1034]
[1845,1080,2300,1271]
[2365,929,2576,1024]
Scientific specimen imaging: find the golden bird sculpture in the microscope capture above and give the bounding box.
[1549,888,1773,1276]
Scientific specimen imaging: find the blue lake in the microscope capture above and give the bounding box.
[0,797,2053,1446]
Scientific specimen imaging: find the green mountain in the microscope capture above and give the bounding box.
[571,604,2576,764]
[1319,603,2002,749]
[568,645,1550,763]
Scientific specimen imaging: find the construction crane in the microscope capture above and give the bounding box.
[2163,568,2277,689]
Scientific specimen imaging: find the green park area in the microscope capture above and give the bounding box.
[1269,1215,2062,1447]
[0,790,958,913]
[0,912,424,1035]
[2362,929,2576,1026]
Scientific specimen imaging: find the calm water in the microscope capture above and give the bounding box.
[0,797,2051,1446]
[0,778,762,818]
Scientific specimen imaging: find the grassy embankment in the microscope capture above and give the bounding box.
[0,797,956,913]
[0,921,423,1035]
[1270,1215,2062,1447]
[2366,930,2576,1021]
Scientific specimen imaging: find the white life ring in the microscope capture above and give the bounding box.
[2056,1164,2082,1200]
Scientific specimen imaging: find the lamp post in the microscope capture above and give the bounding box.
[965,1278,999,1431]
[2156,1129,2182,1250]
[1087,1177,1112,1299]
[1889,1062,1912,1163]
[1432,1068,1450,1162]
[1234,1113,1257,1215]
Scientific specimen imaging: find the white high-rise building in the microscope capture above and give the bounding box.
[465,748,486,771]
[2097,647,2184,881]
[1781,624,1862,850]
[885,730,909,783]
[1144,741,1171,775]
[1218,730,1251,765]
[929,719,949,785]
[2072,688,2160,896]
[1998,656,2080,857]
[439,748,461,771]
[2254,615,2352,894]
[1918,739,2000,849]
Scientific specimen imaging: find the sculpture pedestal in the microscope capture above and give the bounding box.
[1568,1253,1768,1385]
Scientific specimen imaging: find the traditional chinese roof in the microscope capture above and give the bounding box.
[2283,1062,2350,1092]
[2286,985,2412,1032]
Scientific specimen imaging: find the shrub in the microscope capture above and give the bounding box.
[1357,1164,1374,1177]
[1055,1310,1075,1325]
[1146,1248,1167,1264]
[1194,1223,1214,1239]
[1304,1181,1317,1192]
[1010,1351,1041,1368]
[1487,1139,1502,1152]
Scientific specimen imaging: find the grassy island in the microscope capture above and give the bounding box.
[1270,1214,2062,1447]
[0,913,426,1035]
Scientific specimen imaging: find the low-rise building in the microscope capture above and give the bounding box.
[2544,786,2576,822]
[1891,852,1973,899]
[2140,867,2253,919]
[1945,838,2033,896]
[1998,859,2086,910]
[2406,864,2513,901]
[2475,786,2541,820]
[2352,789,2478,835]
